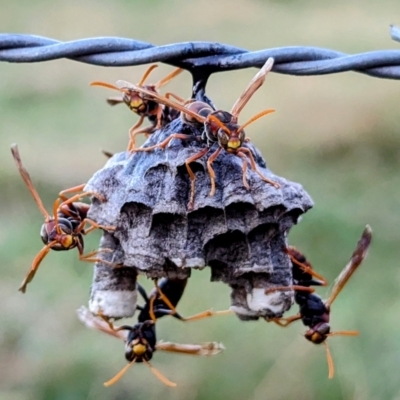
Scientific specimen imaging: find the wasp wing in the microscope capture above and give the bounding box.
[155,340,225,356]
[230,57,274,118]
[76,306,128,341]
[116,80,206,124]
[325,225,372,308]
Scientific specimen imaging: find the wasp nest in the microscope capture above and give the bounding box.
[86,116,313,320]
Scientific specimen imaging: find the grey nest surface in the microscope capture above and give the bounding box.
[86,117,313,320]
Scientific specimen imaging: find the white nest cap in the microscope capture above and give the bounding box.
[89,289,138,319]
[231,288,292,318]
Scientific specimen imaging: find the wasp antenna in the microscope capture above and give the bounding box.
[52,198,62,235]
[90,81,126,93]
[11,144,51,221]
[154,67,184,90]
[323,341,335,379]
[144,359,177,387]
[326,330,359,337]
[237,109,275,133]
[104,359,136,387]
[138,64,159,86]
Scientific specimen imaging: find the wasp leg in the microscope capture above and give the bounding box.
[286,251,328,286]
[126,115,145,151]
[165,92,185,103]
[153,279,178,315]
[149,294,157,321]
[97,310,133,333]
[128,125,155,151]
[78,248,115,267]
[185,147,209,210]
[154,106,163,129]
[153,307,233,322]
[179,309,233,322]
[131,133,192,153]
[237,147,280,189]
[58,184,87,201]
[236,151,250,190]
[271,313,302,327]
[76,218,116,235]
[207,147,222,196]
[59,191,106,207]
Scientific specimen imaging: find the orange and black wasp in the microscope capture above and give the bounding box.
[90,65,183,150]
[267,225,372,378]
[122,58,279,207]
[11,144,115,293]
[78,277,227,387]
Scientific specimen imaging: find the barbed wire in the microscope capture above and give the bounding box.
[1,26,400,87]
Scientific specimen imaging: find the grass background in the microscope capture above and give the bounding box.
[1,1,400,399]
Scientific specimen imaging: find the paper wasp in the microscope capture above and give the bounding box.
[11,144,115,293]
[125,58,279,207]
[90,65,183,150]
[267,225,372,378]
[78,277,228,387]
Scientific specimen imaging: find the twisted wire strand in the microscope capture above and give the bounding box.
[0,26,400,82]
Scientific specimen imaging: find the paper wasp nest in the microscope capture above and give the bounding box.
[86,117,313,320]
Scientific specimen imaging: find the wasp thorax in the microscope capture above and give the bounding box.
[211,110,234,124]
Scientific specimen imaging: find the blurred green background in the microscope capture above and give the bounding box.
[1,1,400,399]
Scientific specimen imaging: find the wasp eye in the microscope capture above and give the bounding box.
[218,130,229,145]
[40,224,49,244]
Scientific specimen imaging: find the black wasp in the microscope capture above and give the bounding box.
[78,277,230,387]
[267,225,372,378]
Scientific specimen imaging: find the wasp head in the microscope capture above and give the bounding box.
[125,321,156,363]
[305,322,331,344]
[205,111,245,152]
[40,218,80,251]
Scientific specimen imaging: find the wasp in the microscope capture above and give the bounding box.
[267,225,372,378]
[11,144,115,293]
[90,65,183,150]
[125,58,279,207]
[78,277,228,387]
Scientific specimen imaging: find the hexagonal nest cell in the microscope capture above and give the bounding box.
[86,115,313,320]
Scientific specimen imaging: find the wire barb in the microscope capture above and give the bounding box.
[0,27,400,84]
